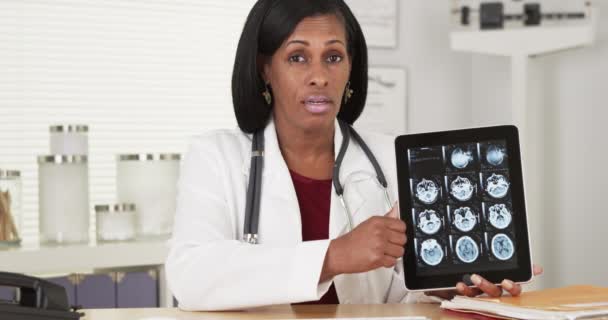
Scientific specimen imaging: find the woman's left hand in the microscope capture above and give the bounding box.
[426,264,544,300]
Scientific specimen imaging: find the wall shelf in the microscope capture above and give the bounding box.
[0,239,168,275]
[450,16,597,140]
[0,239,173,307]
[450,10,597,138]
[450,21,596,57]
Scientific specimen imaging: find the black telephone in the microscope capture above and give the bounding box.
[0,271,81,319]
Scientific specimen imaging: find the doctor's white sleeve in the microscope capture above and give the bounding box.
[165,138,333,311]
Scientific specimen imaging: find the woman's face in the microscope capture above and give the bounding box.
[262,14,351,133]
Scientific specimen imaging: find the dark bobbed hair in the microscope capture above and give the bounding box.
[231,0,368,133]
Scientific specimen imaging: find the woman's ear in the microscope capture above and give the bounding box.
[346,56,352,83]
[257,54,271,84]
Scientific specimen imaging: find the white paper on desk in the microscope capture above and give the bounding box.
[441,296,608,320]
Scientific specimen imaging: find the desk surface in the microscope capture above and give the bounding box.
[83,304,472,320]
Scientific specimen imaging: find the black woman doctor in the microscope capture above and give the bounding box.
[165,0,543,311]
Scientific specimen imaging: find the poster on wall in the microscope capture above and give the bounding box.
[346,0,398,48]
[355,67,407,136]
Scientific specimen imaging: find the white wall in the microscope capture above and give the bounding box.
[369,0,473,133]
[470,1,608,289]
[542,7,608,288]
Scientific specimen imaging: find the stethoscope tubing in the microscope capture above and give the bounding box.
[243,120,390,244]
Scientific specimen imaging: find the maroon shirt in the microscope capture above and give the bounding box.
[289,169,340,305]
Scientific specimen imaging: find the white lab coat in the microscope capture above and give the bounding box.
[166,118,431,311]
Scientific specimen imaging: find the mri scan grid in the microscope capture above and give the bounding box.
[408,140,518,275]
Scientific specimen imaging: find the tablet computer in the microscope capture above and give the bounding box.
[395,125,533,291]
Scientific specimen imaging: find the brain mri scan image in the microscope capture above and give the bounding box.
[418,210,442,235]
[486,145,506,166]
[488,204,512,229]
[486,173,510,198]
[450,176,474,201]
[420,239,444,266]
[451,148,474,169]
[492,233,515,260]
[455,236,479,263]
[406,138,523,277]
[453,207,476,232]
[416,179,440,204]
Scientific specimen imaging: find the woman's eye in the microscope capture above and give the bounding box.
[288,55,306,63]
[327,55,343,63]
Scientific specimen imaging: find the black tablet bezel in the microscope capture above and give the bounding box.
[395,125,533,291]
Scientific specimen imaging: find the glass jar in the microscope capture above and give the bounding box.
[38,155,90,244]
[0,169,22,245]
[116,154,180,238]
[49,125,89,155]
[95,204,137,242]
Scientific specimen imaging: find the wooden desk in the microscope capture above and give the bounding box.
[83,304,472,320]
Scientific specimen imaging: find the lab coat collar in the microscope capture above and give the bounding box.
[241,117,347,182]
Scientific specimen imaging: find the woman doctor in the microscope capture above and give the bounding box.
[166,0,542,311]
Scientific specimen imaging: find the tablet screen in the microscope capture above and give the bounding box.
[407,140,518,276]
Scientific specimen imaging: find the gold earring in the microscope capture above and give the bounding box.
[262,83,272,105]
[344,81,354,104]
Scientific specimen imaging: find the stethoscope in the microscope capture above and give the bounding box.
[243,120,392,244]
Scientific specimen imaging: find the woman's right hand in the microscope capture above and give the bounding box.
[320,204,407,281]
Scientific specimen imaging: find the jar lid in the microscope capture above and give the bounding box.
[50,125,89,133]
[94,203,136,213]
[37,155,88,164]
[0,169,21,178]
[118,153,181,161]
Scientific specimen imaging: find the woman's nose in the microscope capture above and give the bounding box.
[308,63,329,88]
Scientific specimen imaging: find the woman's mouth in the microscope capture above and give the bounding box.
[303,96,333,114]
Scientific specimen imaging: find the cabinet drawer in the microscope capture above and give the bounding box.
[76,274,115,308]
[116,269,158,308]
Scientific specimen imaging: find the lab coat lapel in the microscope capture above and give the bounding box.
[329,120,369,239]
[241,120,302,244]
[329,120,374,304]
